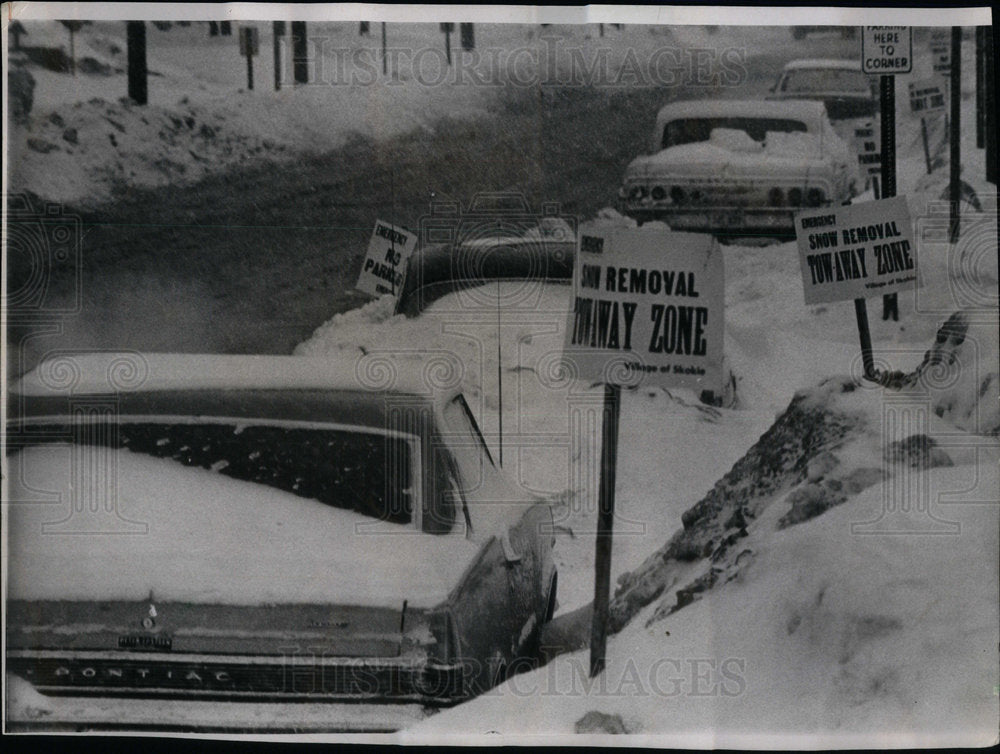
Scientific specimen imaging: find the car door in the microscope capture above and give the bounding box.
[436,395,547,690]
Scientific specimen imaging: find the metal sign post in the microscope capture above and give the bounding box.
[273,21,285,90]
[590,382,620,678]
[949,27,962,243]
[562,228,725,678]
[859,26,911,366]
[239,27,259,90]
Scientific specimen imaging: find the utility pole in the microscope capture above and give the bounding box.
[126,21,148,105]
[273,21,285,90]
[291,21,308,84]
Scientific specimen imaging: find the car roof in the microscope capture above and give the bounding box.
[782,58,864,71]
[11,352,456,404]
[655,99,826,129]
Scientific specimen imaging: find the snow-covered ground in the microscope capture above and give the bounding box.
[4,16,997,744]
[291,28,999,745]
[6,20,759,207]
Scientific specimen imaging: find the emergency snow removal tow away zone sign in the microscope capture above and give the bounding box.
[562,227,725,393]
[796,196,918,305]
[356,220,418,298]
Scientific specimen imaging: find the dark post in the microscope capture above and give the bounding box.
[854,299,876,379]
[986,27,997,185]
[590,382,621,678]
[273,21,284,90]
[921,117,933,173]
[381,22,387,76]
[11,21,26,51]
[441,22,454,66]
[126,21,148,105]
[949,26,962,243]
[879,75,896,199]
[246,42,254,90]
[220,21,231,36]
[868,72,896,360]
[291,21,308,84]
[209,21,218,37]
[460,23,474,51]
[976,26,985,148]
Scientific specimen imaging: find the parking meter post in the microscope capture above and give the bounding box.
[854,298,876,381]
[949,26,962,243]
[590,382,621,679]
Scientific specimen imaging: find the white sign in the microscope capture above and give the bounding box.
[862,26,912,74]
[853,122,881,177]
[356,220,418,298]
[562,228,724,391]
[796,196,918,305]
[909,78,948,114]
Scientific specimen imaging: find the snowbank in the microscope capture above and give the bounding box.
[409,374,1000,744]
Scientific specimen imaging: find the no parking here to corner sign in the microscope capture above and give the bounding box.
[562,227,725,392]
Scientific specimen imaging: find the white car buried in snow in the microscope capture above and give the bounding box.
[5,353,557,731]
[618,99,861,240]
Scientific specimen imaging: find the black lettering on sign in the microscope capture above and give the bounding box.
[648,305,709,355]
[581,236,604,254]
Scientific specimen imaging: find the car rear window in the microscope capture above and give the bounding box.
[781,69,872,94]
[12,419,414,524]
[662,117,808,148]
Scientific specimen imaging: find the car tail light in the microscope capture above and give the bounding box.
[806,187,826,207]
[670,186,685,204]
[768,187,784,207]
[628,185,646,201]
[651,186,666,201]
[788,188,803,207]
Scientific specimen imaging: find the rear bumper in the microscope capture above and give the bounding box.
[6,679,428,733]
[6,650,468,709]
[621,204,799,234]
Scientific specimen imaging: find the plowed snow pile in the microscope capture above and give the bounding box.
[409,320,999,744]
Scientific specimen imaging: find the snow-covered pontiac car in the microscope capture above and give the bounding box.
[618,99,860,237]
[5,353,557,730]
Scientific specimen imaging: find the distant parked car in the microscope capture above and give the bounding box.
[397,193,576,317]
[6,353,557,729]
[618,99,860,238]
[791,25,856,40]
[767,59,878,128]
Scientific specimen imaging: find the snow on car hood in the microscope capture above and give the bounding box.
[6,446,481,608]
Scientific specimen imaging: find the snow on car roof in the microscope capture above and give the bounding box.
[782,58,864,71]
[12,352,455,401]
[654,99,827,131]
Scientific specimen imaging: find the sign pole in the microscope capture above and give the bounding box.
[921,117,933,173]
[246,44,255,90]
[590,382,620,678]
[949,26,962,243]
[273,21,284,90]
[382,22,388,76]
